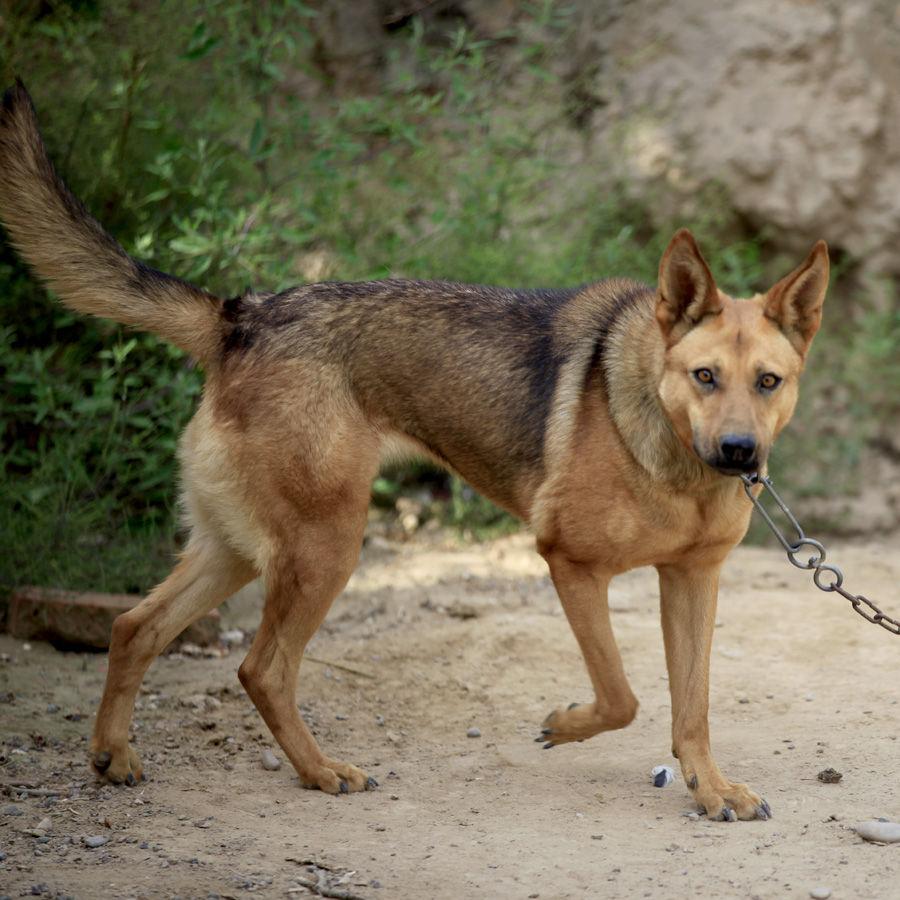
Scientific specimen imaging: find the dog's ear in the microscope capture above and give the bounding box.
[656,229,722,343]
[764,241,829,356]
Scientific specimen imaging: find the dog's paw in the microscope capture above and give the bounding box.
[692,779,771,822]
[301,758,378,795]
[535,700,636,747]
[91,743,143,785]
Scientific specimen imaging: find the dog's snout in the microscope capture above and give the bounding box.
[717,434,757,472]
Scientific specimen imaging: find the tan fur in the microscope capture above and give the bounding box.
[0,86,829,817]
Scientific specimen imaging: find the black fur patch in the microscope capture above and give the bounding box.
[588,281,653,385]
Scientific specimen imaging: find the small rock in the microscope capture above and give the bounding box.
[35,816,52,833]
[375,714,385,727]
[46,704,59,714]
[83,835,109,848]
[260,749,281,771]
[809,888,831,899]
[220,629,244,647]
[817,767,843,784]
[466,727,481,738]
[651,765,675,787]
[2,803,23,816]
[854,820,900,843]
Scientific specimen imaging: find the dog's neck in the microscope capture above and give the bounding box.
[603,297,719,490]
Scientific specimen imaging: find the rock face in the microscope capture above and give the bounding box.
[582,0,900,273]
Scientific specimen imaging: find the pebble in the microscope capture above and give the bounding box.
[854,820,900,844]
[46,704,59,714]
[651,765,675,787]
[220,629,245,647]
[809,888,831,899]
[466,727,481,738]
[260,749,281,771]
[36,817,52,833]
[83,835,109,848]
[1,804,23,816]
[817,767,842,784]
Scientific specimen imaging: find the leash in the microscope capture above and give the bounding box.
[741,473,900,636]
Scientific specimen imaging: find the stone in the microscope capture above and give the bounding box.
[817,767,843,784]
[7,586,220,649]
[854,820,900,844]
[809,889,832,899]
[577,0,900,284]
[82,835,109,848]
[466,727,481,738]
[260,749,281,771]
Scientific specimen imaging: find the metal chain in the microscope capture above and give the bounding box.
[741,473,900,636]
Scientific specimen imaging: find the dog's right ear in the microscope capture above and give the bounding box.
[655,229,722,344]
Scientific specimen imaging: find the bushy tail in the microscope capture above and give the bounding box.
[0,80,223,363]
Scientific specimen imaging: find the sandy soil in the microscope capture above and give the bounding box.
[1,529,899,899]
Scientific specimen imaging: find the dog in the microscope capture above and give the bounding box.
[0,81,829,820]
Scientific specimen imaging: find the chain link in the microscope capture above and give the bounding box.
[741,473,900,636]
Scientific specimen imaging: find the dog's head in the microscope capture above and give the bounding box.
[655,229,829,476]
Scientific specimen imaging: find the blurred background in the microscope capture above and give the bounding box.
[1,0,898,597]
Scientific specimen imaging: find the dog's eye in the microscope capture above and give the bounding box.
[758,373,782,391]
[693,368,715,386]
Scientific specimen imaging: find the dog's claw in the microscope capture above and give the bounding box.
[533,737,545,743]
[756,800,772,820]
[93,751,111,773]
[567,702,580,710]
[366,776,379,790]
[125,772,136,787]
[339,780,349,794]
[716,807,737,822]
[540,728,552,736]
[542,742,555,750]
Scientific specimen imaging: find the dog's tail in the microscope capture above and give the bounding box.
[0,80,223,363]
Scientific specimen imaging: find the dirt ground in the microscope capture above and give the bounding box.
[1,528,899,900]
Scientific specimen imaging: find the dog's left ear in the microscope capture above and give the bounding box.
[764,241,829,356]
[656,229,723,344]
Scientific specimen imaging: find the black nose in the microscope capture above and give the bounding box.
[718,434,757,471]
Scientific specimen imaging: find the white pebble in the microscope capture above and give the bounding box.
[220,629,245,647]
[854,820,900,843]
[260,749,282,771]
[651,765,675,787]
[466,727,481,738]
[809,888,831,899]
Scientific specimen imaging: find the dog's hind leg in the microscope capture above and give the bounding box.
[536,553,639,745]
[658,561,770,822]
[91,535,257,784]
[237,474,375,795]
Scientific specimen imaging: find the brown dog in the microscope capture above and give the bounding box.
[0,82,829,820]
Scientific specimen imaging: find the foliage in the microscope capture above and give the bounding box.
[0,1,895,593]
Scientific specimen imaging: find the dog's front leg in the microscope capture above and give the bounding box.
[537,553,639,746]
[657,561,771,821]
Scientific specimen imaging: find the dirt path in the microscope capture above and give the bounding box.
[1,531,899,899]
